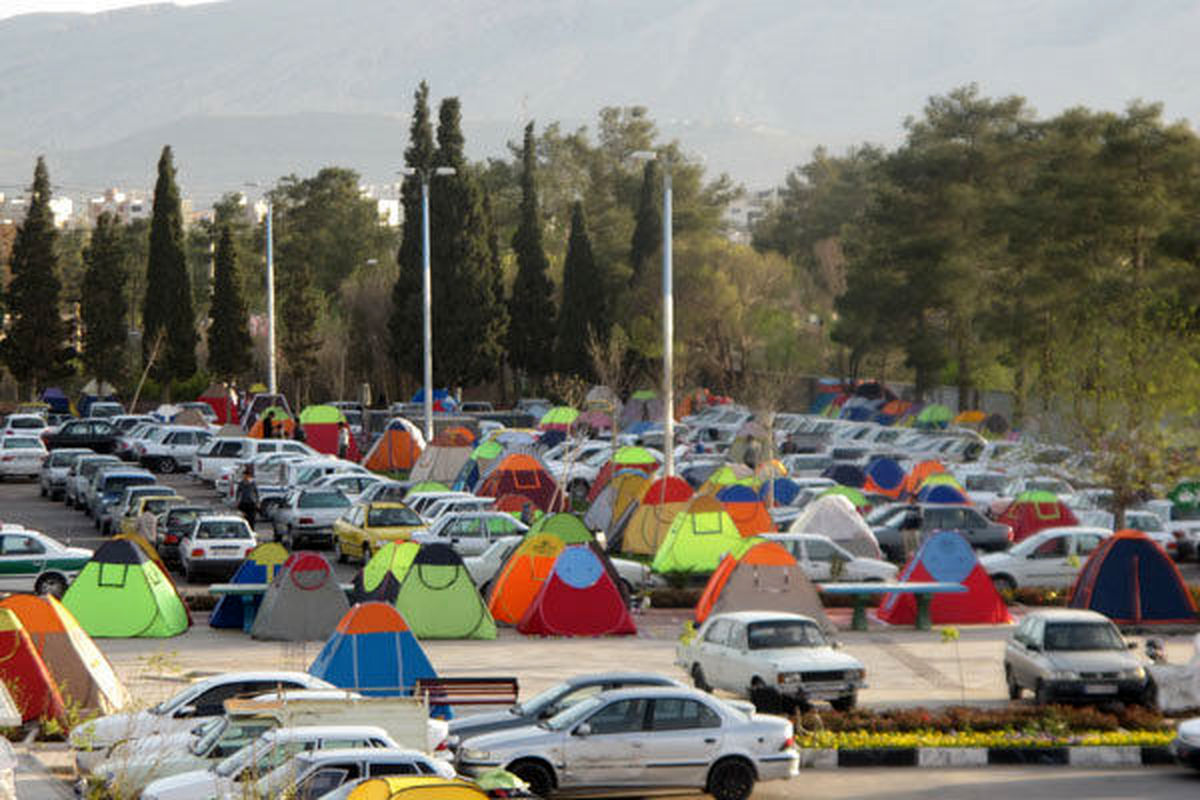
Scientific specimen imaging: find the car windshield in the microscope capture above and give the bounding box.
[47,451,79,467]
[965,474,1006,492]
[299,491,351,509]
[197,521,250,540]
[8,417,43,429]
[1043,621,1125,651]
[168,509,203,527]
[368,506,422,527]
[513,680,570,716]
[543,694,606,731]
[747,620,826,649]
[189,717,231,756]
[104,475,153,492]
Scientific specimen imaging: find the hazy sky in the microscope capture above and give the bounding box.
[0,0,219,20]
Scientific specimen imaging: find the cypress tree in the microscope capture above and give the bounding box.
[555,201,607,377]
[144,145,197,383]
[507,122,556,381]
[80,212,129,388]
[279,262,321,403]
[206,224,252,382]
[630,159,661,286]
[2,156,72,396]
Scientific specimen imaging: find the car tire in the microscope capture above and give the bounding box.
[707,757,756,800]
[1034,680,1053,706]
[34,573,68,599]
[361,544,372,565]
[509,760,554,798]
[159,457,176,474]
[992,574,1016,594]
[831,692,857,712]
[1005,666,1022,700]
[336,541,348,564]
[691,664,711,693]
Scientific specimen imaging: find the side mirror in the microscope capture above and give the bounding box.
[1127,641,1138,650]
[174,704,197,718]
[573,723,592,737]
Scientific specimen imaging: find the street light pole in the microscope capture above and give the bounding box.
[265,199,277,395]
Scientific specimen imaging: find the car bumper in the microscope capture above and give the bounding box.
[780,680,865,701]
[757,750,800,781]
[1041,679,1147,702]
[1170,737,1200,770]
[457,759,504,776]
[182,558,243,579]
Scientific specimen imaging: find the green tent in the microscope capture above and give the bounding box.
[917,472,964,491]
[651,495,746,574]
[470,440,504,461]
[62,540,188,638]
[818,485,869,510]
[631,389,657,401]
[539,406,580,429]
[406,480,450,495]
[393,544,496,639]
[349,541,421,604]
[526,512,593,545]
[915,404,952,428]
[613,446,658,465]
[1169,481,1200,515]
[298,404,347,425]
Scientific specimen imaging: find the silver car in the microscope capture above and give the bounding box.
[1004,609,1150,705]
[456,686,797,800]
[39,447,92,500]
[271,488,352,549]
[63,454,121,509]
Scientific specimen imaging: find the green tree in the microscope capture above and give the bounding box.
[80,212,129,387]
[2,157,72,395]
[629,159,661,286]
[207,224,252,382]
[144,145,197,383]
[507,122,557,382]
[555,201,607,377]
[278,262,322,403]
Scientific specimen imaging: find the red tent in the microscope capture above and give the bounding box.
[877,531,1011,626]
[477,453,566,513]
[996,491,1078,543]
[517,544,636,636]
[198,382,238,424]
[0,609,67,724]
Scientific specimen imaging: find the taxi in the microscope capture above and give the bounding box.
[333,502,427,564]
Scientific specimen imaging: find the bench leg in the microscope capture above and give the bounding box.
[851,595,869,632]
[915,594,932,631]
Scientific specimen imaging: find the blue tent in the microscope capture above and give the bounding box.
[409,388,457,411]
[758,477,800,507]
[822,463,866,488]
[309,602,440,701]
[1069,531,1199,625]
[40,387,71,414]
[915,484,970,504]
[864,458,905,495]
[209,544,288,629]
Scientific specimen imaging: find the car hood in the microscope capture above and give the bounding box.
[460,723,561,754]
[448,708,523,736]
[71,711,197,749]
[978,552,1014,569]
[108,727,197,761]
[753,647,864,672]
[141,768,228,800]
[60,546,94,559]
[1044,650,1142,673]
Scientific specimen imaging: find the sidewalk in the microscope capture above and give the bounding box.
[14,749,72,800]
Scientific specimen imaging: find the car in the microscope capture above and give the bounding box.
[272,488,353,549]
[0,435,47,479]
[118,493,188,536]
[1123,510,1179,560]
[308,472,388,503]
[0,526,91,597]
[63,454,121,509]
[960,470,1008,508]
[979,526,1110,592]
[179,515,257,583]
[677,611,866,713]
[69,671,335,773]
[232,747,453,800]
[356,480,410,506]
[97,481,171,535]
[464,536,663,599]
[2,413,48,438]
[447,672,685,745]
[417,512,528,557]
[456,685,797,800]
[138,426,214,473]
[403,491,479,518]
[334,502,427,564]
[871,503,1013,561]
[86,401,126,419]
[763,533,898,582]
[177,401,219,426]
[1170,716,1200,770]
[419,495,497,524]
[1003,609,1150,705]
[38,447,92,500]
[42,418,122,453]
[114,421,165,462]
[156,505,215,569]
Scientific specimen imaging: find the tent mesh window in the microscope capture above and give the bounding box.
[97,564,130,588]
[692,512,724,535]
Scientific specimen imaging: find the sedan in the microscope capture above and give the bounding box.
[0,527,92,597]
[0,436,47,480]
[271,488,352,549]
[38,447,92,500]
[156,505,214,569]
[333,502,427,564]
[456,686,797,800]
[179,516,257,583]
[1171,716,1200,770]
[417,512,529,557]
[42,418,122,453]
[980,526,1110,592]
[764,533,897,582]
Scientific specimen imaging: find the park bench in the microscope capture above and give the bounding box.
[818,581,967,631]
[413,677,519,707]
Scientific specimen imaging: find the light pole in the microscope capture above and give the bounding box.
[633,151,675,477]
[400,166,456,443]
[245,184,277,395]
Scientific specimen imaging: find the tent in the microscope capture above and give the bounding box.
[198,381,238,424]
[410,442,472,484]
[696,465,758,497]
[488,533,566,625]
[409,388,456,412]
[349,541,422,605]
[0,609,66,724]
[476,453,566,513]
[251,552,350,641]
[0,595,127,715]
[915,404,953,429]
[822,463,866,488]
[694,540,834,633]
[453,440,505,492]
[62,539,189,638]
[1068,530,1199,625]
[517,544,636,636]
[40,387,71,415]
[300,405,362,460]
[901,460,947,499]
[758,477,801,509]
[346,777,488,800]
[915,483,971,504]
[248,405,296,438]
[818,485,869,512]
[615,476,693,555]
[787,494,883,559]
[363,417,425,471]
[308,602,438,697]
[620,390,662,427]
[863,458,905,499]
[651,495,747,574]
[431,426,475,447]
[996,490,1079,543]
[538,406,579,432]
[584,470,649,533]
[393,544,496,639]
[715,484,774,537]
[209,543,290,629]
[587,446,659,503]
[877,531,1011,626]
[526,512,593,544]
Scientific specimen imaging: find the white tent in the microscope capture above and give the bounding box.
[788,494,882,559]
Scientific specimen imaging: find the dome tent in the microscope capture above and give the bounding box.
[1068,530,1199,625]
[62,539,189,638]
[877,531,1011,626]
[309,602,438,697]
[517,544,636,637]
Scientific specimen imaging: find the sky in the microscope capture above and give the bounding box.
[0,0,218,20]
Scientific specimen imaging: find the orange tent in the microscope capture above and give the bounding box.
[477,453,566,512]
[901,460,946,498]
[694,540,790,623]
[363,418,425,471]
[715,484,774,537]
[0,609,66,724]
[487,533,565,625]
[432,426,475,447]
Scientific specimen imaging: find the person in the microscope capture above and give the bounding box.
[236,468,260,527]
[337,421,351,459]
[293,422,306,443]
[263,411,275,439]
[136,503,158,543]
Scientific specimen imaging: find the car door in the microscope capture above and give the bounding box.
[719,622,754,691]
[0,533,45,591]
[292,764,360,800]
[1008,618,1041,687]
[639,698,724,787]
[1024,534,1073,587]
[694,619,732,689]
[562,698,650,786]
[450,518,489,556]
[799,539,835,581]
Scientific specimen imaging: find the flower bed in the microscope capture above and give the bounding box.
[795,728,1174,750]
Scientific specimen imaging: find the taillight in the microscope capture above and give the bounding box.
[434,738,449,752]
[299,517,314,525]
[1,456,12,462]
[190,548,204,557]
[781,736,795,750]
[165,534,179,544]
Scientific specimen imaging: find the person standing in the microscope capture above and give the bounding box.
[263,411,275,439]
[236,468,260,527]
[136,503,158,544]
[337,421,351,459]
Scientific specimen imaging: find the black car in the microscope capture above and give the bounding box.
[156,505,213,569]
[43,419,122,454]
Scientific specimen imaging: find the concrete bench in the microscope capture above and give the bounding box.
[818,581,967,631]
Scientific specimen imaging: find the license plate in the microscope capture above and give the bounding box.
[212,546,238,554]
[1084,684,1117,694]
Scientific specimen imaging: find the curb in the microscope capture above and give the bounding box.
[798,746,1173,769]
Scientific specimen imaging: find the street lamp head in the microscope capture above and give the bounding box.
[631,150,658,162]
[434,167,457,176]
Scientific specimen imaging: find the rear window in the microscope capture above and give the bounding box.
[8,417,44,429]
[103,475,155,492]
[298,492,351,509]
[196,521,251,540]
[47,451,79,467]
[3,437,42,449]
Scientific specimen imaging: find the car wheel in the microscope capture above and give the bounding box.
[336,540,348,564]
[691,664,711,693]
[34,573,68,599]
[831,691,857,712]
[508,760,554,799]
[1005,665,1022,700]
[707,757,756,800]
[361,544,372,565]
[158,457,176,474]
[1034,680,1053,706]
[992,574,1016,594]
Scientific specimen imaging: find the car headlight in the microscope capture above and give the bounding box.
[460,747,494,762]
[777,672,802,685]
[1050,670,1079,680]
[1125,666,1146,680]
[848,668,866,681]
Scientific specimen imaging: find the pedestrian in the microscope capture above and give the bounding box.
[337,421,351,459]
[136,502,157,543]
[293,422,306,443]
[263,410,275,439]
[236,468,260,527]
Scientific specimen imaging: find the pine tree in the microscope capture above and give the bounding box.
[629,158,661,285]
[2,157,72,396]
[144,145,197,383]
[80,212,129,387]
[279,262,322,403]
[507,122,557,381]
[206,224,252,382]
[555,201,608,377]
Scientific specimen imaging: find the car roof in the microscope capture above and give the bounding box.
[191,671,331,690]
[1031,526,1111,537]
[294,747,429,765]
[563,671,683,687]
[195,515,251,524]
[584,686,713,703]
[706,611,820,625]
[1022,609,1115,623]
[266,725,391,741]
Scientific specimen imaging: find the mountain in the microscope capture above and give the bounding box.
[0,0,1196,201]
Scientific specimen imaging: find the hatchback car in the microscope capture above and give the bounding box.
[2,413,48,438]
[334,502,427,564]
[38,447,92,500]
[0,435,47,480]
[157,505,215,569]
[64,454,121,509]
[980,526,1110,592]
[179,516,257,583]
[1004,609,1149,705]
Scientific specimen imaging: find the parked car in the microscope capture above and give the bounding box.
[38,447,92,500]
[0,526,91,597]
[0,435,47,479]
[356,480,410,506]
[334,502,427,564]
[2,413,48,438]
[677,611,866,712]
[117,493,187,536]
[307,472,388,503]
[42,418,122,453]
[87,468,157,523]
[63,454,121,509]
[1170,716,1200,770]
[97,482,172,536]
[138,426,214,473]
[871,503,1013,561]
[763,534,898,582]
[271,488,353,549]
[456,686,797,800]
[1123,510,1179,560]
[1003,609,1150,705]
[419,496,497,524]
[156,505,215,569]
[979,527,1110,592]
[179,515,257,583]
[417,512,528,557]
[86,401,126,419]
[232,747,453,800]
[447,672,684,745]
[464,536,662,599]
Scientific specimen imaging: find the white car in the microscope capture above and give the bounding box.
[0,435,46,479]
[979,526,1110,592]
[763,533,897,582]
[231,747,453,800]
[418,496,498,525]
[38,447,92,500]
[63,454,121,508]
[178,515,257,583]
[676,611,866,712]
[0,526,92,597]
[456,685,796,800]
[138,426,214,473]
[416,512,528,557]
[1,413,48,439]
[307,472,388,503]
[465,535,663,597]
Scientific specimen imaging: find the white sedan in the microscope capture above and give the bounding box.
[0,526,91,597]
[178,516,257,583]
[0,435,47,479]
[979,526,1110,592]
[764,533,897,582]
